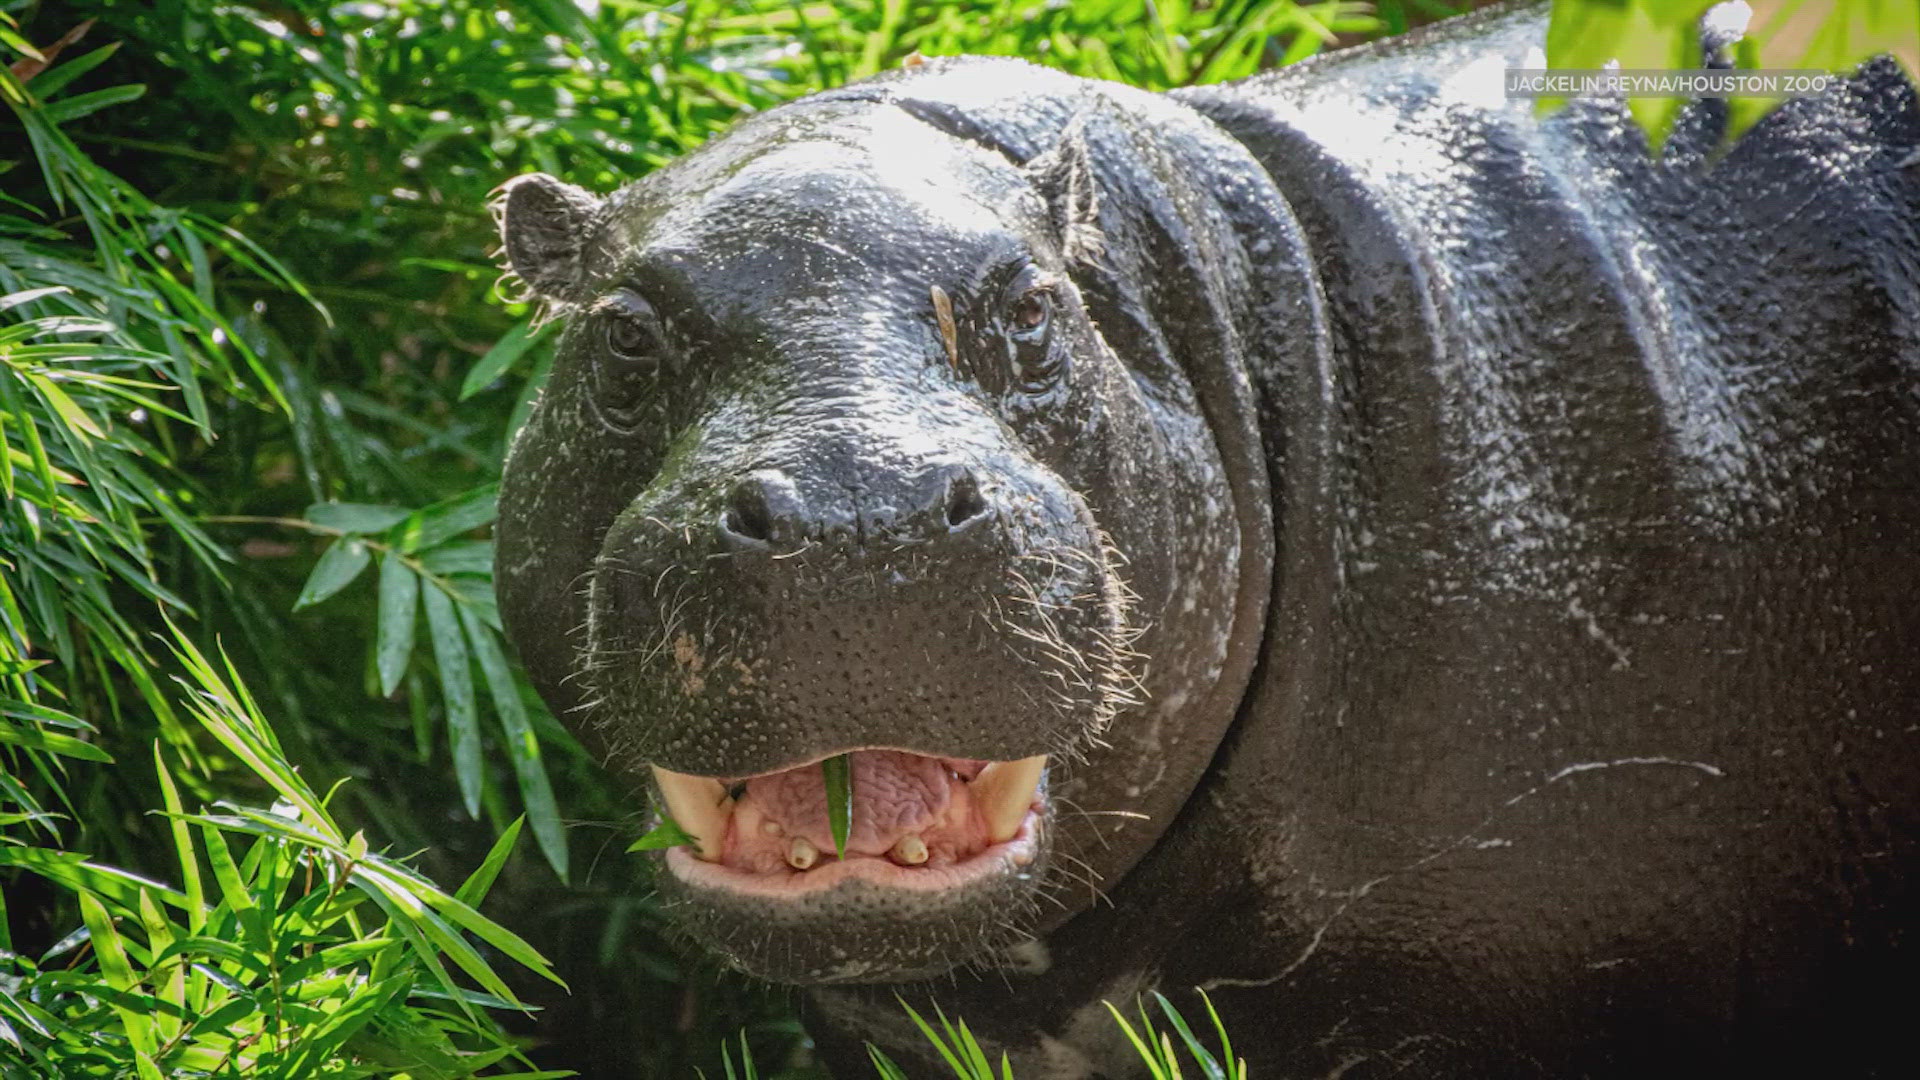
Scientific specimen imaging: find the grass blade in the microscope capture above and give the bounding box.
[1103,1000,1171,1080]
[895,997,971,1078]
[1152,991,1228,1080]
[867,1045,909,1080]
[823,752,853,859]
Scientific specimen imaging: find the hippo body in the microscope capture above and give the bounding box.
[494,2,1920,1076]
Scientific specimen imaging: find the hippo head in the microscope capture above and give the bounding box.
[494,59,1279,983]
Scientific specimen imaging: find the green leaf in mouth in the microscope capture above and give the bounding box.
[823,753,854,859]
[628,813,699,853]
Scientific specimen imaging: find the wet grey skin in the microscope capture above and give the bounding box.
[494,2,1920,1076]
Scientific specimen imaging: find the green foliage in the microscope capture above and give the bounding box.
[872,998,1014,1080]
[0,15,305,855]
[0,620,566,1077]
[0,2,573,1071]
[711,992,1242,1079]
[711,1031,763,1080]
[1545,0,1920,151]
[1102,991,1246,1080]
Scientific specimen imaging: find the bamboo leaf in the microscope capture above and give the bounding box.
[418,540,493,576]
[25,41,121,98]
[0,26,45,63]
[0,848,188,912]
[459,318,549,400]
[353,864,528,1006]
[135,890,183,1044]
[292,537,371,610]
[0,719,112,761]
[24,371,105,439]
[455,816,524,908]
[375,553,419,697]
[396,867,566,990]
[423,584,481,817]
[4,17,93,80]
[868,1046,910,1080]
[307,501,410,534]
[165,625,327,825]
[152,745,205,935]
[78,891,164,1079]
[0,285,70,311]
[392,482,499,554]
[197,824,253,916]
[277,972,411,1075]
[2,314,114,338]
[38,83,145,124]
[461,605,566,880]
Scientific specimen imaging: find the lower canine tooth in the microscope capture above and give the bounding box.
[891,835,929,865]
[787,836,819,870]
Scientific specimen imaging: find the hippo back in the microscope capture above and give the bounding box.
[1161,2,1920,1073]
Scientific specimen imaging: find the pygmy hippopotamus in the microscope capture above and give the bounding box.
[491,2,1920,1075]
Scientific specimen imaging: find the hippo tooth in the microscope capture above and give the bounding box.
[760,819,784,838]
[787,836,819,870]
[650,766,732,862]
[972,755,1046,843]
[890,834,929,865]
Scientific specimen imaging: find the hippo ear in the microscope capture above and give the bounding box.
[493,173,601,303]
[1023,121,1104,265]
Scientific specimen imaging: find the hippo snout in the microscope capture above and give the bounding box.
[587,431,1126,780]
[716,461,992,552]
[568,409,1141,981]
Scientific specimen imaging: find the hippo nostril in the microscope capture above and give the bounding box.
[723,503,770,543]
[723,499,773,544]
[721,473,786,546]
[945,471,990,530]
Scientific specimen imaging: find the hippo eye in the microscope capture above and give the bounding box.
[1009,290,1051,339]
[1001,266,1063,395]
[595,290,667,424]
[604,292,662,366]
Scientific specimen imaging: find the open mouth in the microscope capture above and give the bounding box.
[652,749,1048,896]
